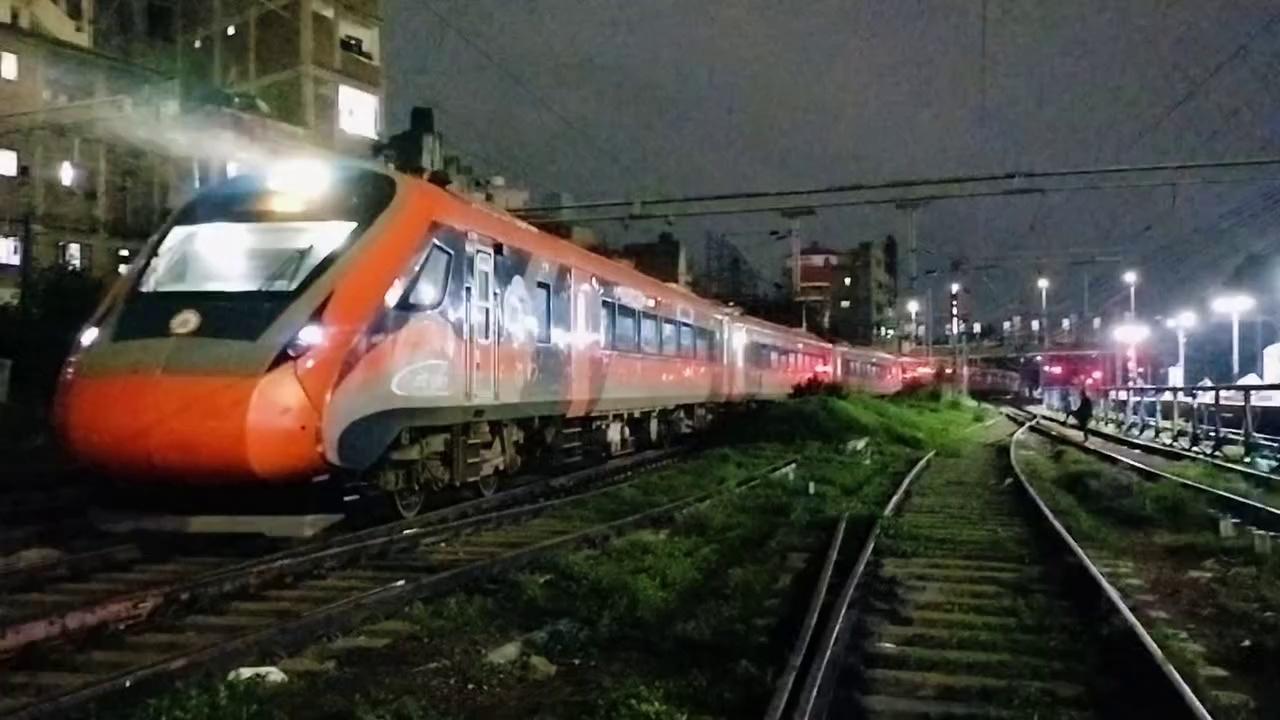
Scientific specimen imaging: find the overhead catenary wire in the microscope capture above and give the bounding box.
[417,0,641,186]
[516,173,1280,223]
[516,155,1280,216]
[1015,11,1280,290]
[1123,8,1280,154]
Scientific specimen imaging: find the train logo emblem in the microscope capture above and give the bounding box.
[168,309,202,335]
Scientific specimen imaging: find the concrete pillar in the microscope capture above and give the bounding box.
[211,0,222,86]
[1218,516,1237,539]
[94,141,106,230]
[299,0,315,131]
[1253,529,1272,555]
[248,8,256,83]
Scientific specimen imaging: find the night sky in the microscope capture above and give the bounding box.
[385,0,1280,359]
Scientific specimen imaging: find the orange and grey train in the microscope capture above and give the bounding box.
[54,161,901,516]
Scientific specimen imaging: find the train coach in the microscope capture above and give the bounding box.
[53,160,897,516]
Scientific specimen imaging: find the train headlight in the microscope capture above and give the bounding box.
[77,326,100,349]
[286,323,325,358]
[267,159,332,199]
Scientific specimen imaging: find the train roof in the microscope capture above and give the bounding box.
[403,170,833,347]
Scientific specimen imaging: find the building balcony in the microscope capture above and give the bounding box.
[338,51,380,88]
[10,0,90,48]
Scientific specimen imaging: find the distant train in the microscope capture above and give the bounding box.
[54,161,904,516]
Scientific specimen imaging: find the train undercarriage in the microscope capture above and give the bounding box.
[372,405,711,517]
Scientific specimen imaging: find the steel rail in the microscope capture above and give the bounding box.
[1008,422,1213,720]
[762,514,847,720]
[2,456,798,720]
[764,451,935,720]
[1032,405,1278,486]
[1011,410,1280,534]
[0,447,687,658]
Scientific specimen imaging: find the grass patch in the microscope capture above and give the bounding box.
[103,395,986,720]
[1016,435,1280,718]
[722,392,985,456]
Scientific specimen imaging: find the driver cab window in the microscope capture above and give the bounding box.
[404,241,453,310]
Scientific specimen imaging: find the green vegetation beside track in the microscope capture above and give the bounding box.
[1016,434,1280,720]
[112,394,988,720]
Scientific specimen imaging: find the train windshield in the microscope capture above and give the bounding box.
[138,220,357,293]
[136,164,395,295]
[111,166,396,342]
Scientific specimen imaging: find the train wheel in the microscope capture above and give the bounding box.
[391,483,426,518]
[474,473,499,497]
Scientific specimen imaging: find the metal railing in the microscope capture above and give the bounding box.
[1043,383,1280,466]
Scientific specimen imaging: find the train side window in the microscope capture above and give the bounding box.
[694,328,708,360]
[661,319,678,355]
[770,350,778,369]
[534,281,551,344]
[640,312,659,353]
[700,328,716,361]
[616,305,638,352]
[679,323,694,357]
[404,242,452,310]
[601,299,616,348]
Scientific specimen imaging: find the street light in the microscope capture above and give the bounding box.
[906,299,920,339]
[1210,293,1256,380]
[1122,270,1138,317]
[949,283,961,337]
[1164,310,1197,385]
[1112,321,1150,384]
[1036,277,1050,346]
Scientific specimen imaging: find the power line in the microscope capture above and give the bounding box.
[1021,11,1280,269]
[418,0,639,184]
[1125,9,1280,152]
[527,175,1280,224]
[516,155,1280,217]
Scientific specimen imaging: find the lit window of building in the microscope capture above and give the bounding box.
[0,51,16,81]
[60,241,83,270]
[59,160,76,187]
[338,84,379,139]
[0,148,16,177]
[0,236,20,266]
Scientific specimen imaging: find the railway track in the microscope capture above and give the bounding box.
[0,447,686,660]
[767,418,1210,719]
[1019,404,1278,488]
[1006,406,1280,536]
[0,447,779,718]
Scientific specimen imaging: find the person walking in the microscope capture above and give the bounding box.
[1071,387,1094,441]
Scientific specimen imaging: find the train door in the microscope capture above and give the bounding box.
[469,244,496,401]
[719,316,732,400]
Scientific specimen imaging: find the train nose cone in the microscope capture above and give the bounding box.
[57,364,325,484]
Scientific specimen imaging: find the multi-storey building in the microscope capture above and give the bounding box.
[0,0,383,302]
[831,235,899,346]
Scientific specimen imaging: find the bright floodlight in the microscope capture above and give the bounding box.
[1172,310,1197,329]
[1122,270,1138,285]
[1036,277,1050,289]
[1112,322,1150,346]
[906,299,920,314]
[1210,294,1256,316]
[950,282,961,294]
[267,159,332,199]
